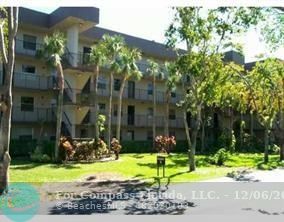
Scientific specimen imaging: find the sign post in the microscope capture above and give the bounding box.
[157,155,166,177]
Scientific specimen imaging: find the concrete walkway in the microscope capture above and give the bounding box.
[206,168,284,182]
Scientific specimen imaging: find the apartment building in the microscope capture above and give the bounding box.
[0,7,186,141]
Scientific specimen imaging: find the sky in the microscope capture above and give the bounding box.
[28,5,284,63]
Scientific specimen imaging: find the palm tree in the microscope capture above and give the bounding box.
[37,32,66,162]
[0,7,18,194]
[88,42,107,141]
[146,59,160,150]
[116,47,142,141]
[164,62,180,137]
[102,35,125,149]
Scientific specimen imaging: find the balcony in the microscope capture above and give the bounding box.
[15,39,43,57]
[12,107,56,123]
[13,72,57,90]
[96,87,182,104]
[79,113,183,128]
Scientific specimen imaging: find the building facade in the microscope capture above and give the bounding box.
[0,7,187,141]
[0,7,265,144]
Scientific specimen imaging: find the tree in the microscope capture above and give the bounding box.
[37,32,66,162]
[215,62,250,153]
[88,41,107,141]
[0,7,18,194]
[146,59,160,150]
[164,62,180,137]
[116,47,142,141]
[247,58,284,163]
[102,35,124,149]
[166,7,263,171]
[258,8,284,161]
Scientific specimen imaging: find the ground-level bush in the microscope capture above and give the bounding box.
[59,137,109,162]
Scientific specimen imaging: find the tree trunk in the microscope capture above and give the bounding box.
[0,7,18,194]
[183,110,193,172]
[107,73,114,149]
[116,77,126,141]
[201,120,205,153]
[250,112,254,138]
[164,90,170,137]
[152,75,156,151]
[190,105,202,172]
[93,65,99,141]
[240,113,244,151]
[264,127,269,163]
[55,63,64,162]
[280,143,284,161]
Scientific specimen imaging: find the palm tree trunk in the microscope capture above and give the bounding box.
[164,90,170,137]
[55,63,64,162]
[152,76,156,151]
[116,77,127,141]
[93,65,99,141]
[0,7,18,194]
[264,127,269,163]
[107,73,114,149]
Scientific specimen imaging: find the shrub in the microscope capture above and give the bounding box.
[269,144,280,155]
[59,137,75,161]
[155,135,176,154]
[214,148,230,166]
[73,140,95,161]
[30,150,51,163]
[111,138,122,160]
[94,139,109,159]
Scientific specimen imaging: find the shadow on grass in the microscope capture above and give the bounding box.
[48,179,195,215]
[11,160,81,170]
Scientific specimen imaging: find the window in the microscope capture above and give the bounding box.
[23,34,37,51]
[80,129,88,138]
[113,104,118,117]
[147,107,153,118]
[19,135,33,140]
[147,83,153,95]
[127,130,134,141]
[98,77,107,90]
[169,131,176,137]
[169,109,176,120]
[21,97,34,112]
[98,103,106,111]
[83,47,91,64]
[114,79,121,91]
[147,131,153,140]
[22,65,36,73]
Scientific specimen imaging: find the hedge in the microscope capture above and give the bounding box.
[10,140,55,158]
[120,140,188,153]
[9,139,189,157]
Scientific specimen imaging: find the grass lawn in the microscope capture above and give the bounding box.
[10,153,281,183]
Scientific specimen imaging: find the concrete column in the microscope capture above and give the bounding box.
[66,26,79,67]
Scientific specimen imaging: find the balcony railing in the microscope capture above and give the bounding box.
[63,52,153,75]
[96,87,182,104]
[12,107,56,122]
[79,112,183,128]
[0,71,58,90]
[111,115,184,128]
[13,72,57,90]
